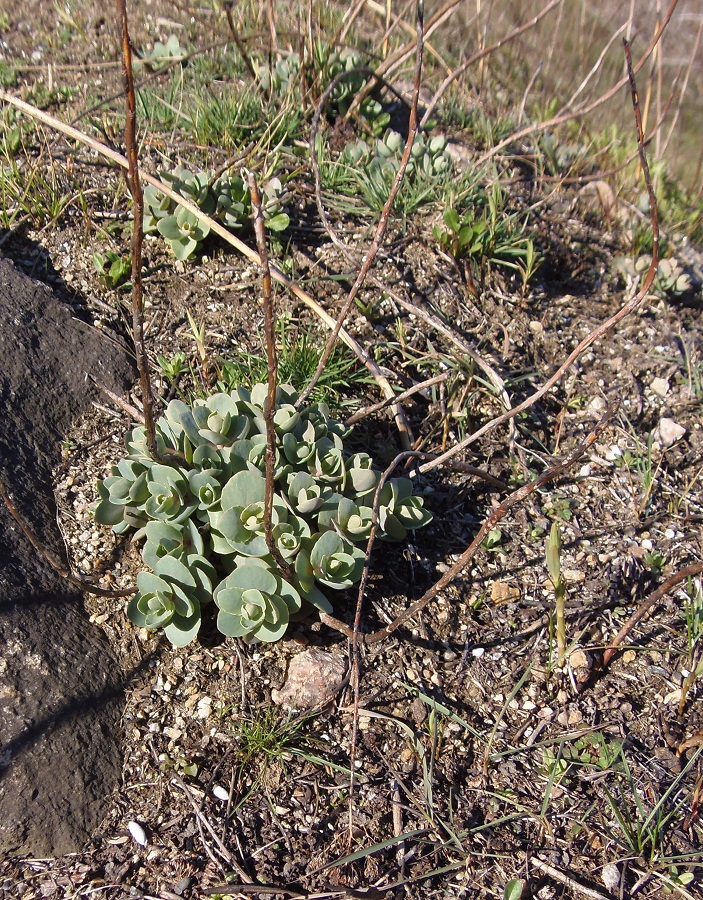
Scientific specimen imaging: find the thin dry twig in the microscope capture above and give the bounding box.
[223,0,258,85]
[365,402,618,644]
[169,769,253,884]
[0,474,134,598]
[295,10,426,418]
[420,0,564,128]
[318,404,617,643]
[247,170,294,583]
[602,561,703,668]
[343,0,426,835]
[529,856,610,900]
[115,0,157,456]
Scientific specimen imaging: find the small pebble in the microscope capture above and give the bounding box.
[127,821,148,846]
[601,862,620,892]
[212,785,229,801]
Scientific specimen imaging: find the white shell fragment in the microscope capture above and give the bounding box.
[127,821,148,846]
[212,785,230,802]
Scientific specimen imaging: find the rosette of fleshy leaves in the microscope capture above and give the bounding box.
[214,558,302,642]
[255,52,301,94]
[161,166,215,213]
[408,133,451,177]
[318,44,365,116]
[135,34,185,72]
[213,173,252,230]
[94,382,432,647]
[143,185,174,234]
[128,551,216,647]
[157,207,211,261]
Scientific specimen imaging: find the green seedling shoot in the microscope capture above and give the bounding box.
[546,521,566,663]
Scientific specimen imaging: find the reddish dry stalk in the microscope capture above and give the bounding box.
[340,2,426,838]
[223,1,258,85]
[116,0,157,457]
[247,171,293,584]
[602,562,703,669]
[295,0,426,415]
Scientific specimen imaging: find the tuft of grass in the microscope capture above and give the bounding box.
[215,316,370,409]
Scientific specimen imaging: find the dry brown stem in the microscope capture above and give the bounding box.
[115,0,156,457]
[342,0,426,836]
[247,171,294,584]
[420,0,565,129]
[602,561,703,669]
[295,15,425,417]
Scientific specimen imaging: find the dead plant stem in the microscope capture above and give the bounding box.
[116,0,157,457]
[602,561,703,668]
[247,171,293,583]
[295,11,426,414]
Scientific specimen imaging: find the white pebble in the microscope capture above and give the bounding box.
[212,785,230,801]
[127,821,147,846]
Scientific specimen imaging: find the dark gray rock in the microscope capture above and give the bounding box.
[0,257,134,856]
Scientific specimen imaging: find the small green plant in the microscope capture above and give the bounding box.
[546,521,567,662]
[144,166,289,260]
[482,527,503,552]
[95,383,432,646]
[643,549,667,574]
[542,733,623,780]
[93,250,131,290]
[615,254,694,301]
[216,318,367,407]
[158,351,189,384]
[433,183,540,282]
[603,747,703,866]
[324,128,453,214]
[135,34,186,72]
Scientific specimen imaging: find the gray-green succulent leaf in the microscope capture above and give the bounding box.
[214,559,301,642]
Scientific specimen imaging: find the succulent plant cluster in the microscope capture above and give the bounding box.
[615,254,696,301]
[256,43,390,135]
[144,166,289,260]
[135,34,185,72]
[95,384,432,646]
[342,129,452,184]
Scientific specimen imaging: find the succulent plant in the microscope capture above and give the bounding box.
[157,207,211,260]
[136,34,186,72]
[342,128,452,188]
[128,552,215,647]
[255,52,301,94]
[142,164,290,259]
[214,559,302,642]
[95,383,432,647]
[213,174,251,230]
[161,166,214,213]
